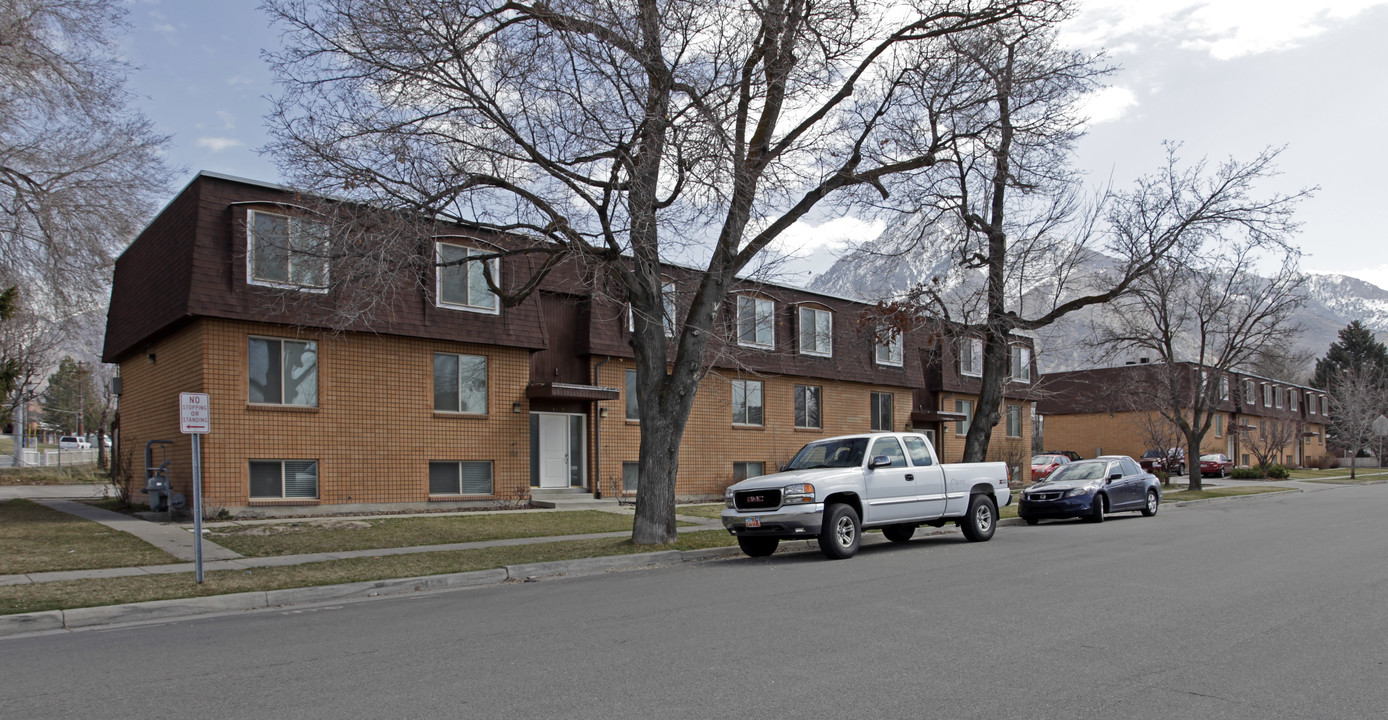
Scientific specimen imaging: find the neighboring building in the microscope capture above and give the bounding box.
[104,172,1037,515]
[1038,362,1328,468]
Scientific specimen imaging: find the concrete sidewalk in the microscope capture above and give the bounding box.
[33,499,243,563]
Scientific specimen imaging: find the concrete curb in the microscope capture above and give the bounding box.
[1168,487,1304,508]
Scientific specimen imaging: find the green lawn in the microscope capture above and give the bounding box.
[0,465,110,486]
[677,503,725,519]
[0,437,57,454]
[1162,485,1293,502]
[0,530,739,616]
[0,500,178,575]
[204,510,693,557]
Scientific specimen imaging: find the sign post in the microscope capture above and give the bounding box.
[179,393,211,583]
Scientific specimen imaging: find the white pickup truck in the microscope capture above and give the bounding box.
[721,432,1012,559]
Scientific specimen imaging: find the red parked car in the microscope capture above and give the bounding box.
[1200,453,1234,478]
[1030,454,1071,481]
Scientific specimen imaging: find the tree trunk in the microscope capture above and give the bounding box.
[962,329,1010,462]
[1186,430,1203,492]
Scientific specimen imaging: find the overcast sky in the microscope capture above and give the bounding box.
[121,0,1388,289]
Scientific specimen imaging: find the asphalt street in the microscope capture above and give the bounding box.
[3,484,1385,720]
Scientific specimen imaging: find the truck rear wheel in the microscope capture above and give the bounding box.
[960,494,997,542]
[737,536,779,557]
[818,503,861,559]
[882,524,915,543]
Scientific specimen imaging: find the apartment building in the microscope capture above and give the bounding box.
[1038,362,1328,468]
[103,172,1037,515]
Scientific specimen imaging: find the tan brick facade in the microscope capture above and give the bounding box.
[1044,409,1327,468]
[118,318,533,513]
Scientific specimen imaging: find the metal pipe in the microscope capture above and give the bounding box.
[592,356,610,499]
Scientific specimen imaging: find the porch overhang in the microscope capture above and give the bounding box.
[911,410,968,425]
[526,382,620,401]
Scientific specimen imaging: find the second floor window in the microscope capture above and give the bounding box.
[798,306,832,356]
[1274,387,1284,409]
[794,385,821,428]
[875,329,903,366]
[249,210,327,289]
[248,337,317,406]
[1220,376,1230,401]
[1244,379,1256,404]
[737,296,775,348]
[437,241,499,312]
[625,370,639,420]
[1289,389,1298,411]
[870,392,893,431]
[433,353,488,413]
[1262,383,1273,407]
[959,337,982,377]
[732,379,764,426]
[1010,346,1031,383]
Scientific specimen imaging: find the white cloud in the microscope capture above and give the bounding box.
[769,216,886,258]
[1335,264,1388,291]
[1077,85,1139,125]
[196,137,245,152]
[216,111,236,131]
[1064,0,1388,59]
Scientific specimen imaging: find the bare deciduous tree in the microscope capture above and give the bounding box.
[1241,415,1303,473]
[852,7,1308,466]
[0,0,173,311]
[263,0,1058,543]
[1093,235,1307,490]
[1326,364,1387,479]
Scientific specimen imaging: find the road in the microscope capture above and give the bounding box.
[3,484,1385,720]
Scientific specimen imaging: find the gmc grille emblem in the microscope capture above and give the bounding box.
[747,495,763,503]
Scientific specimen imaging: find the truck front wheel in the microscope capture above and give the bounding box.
[818,503,861,559]
[960,494,997,542]
[737,536,779,557]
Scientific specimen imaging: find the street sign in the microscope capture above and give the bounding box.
[179,392,211,434]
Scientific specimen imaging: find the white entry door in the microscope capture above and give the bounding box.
[538,414,570,488]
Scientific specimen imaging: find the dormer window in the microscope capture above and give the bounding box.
[959,337,982,377]
[798,305,832,357]
[436,241,499,313]
[875,329,903,367]
[629,281,678,337]
[1009,345,1031,383]
[248,210,327,290]
[737,296,774,348]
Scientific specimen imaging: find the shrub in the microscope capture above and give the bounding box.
[1266,464,1290,479]
[1230,468,1264,480]
[1153,469,1170,485]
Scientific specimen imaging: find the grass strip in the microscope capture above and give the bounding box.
[1287,468,1387,480]
[0,530,739,616]
[0,466,109,486]
[1162,486,1292,502]
[0,500,178,575]
[205,511,670,557]
[677,503,724,519]
[1302,474,1388,484]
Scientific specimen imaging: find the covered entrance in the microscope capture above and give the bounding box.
[530,413,587,489]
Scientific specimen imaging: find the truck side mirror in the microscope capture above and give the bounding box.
[869,455,891,468]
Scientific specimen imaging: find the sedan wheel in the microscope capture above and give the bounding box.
[1141,489,1160,517]
[1088,494,1106,523]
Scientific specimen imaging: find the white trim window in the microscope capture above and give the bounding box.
[870,391,893,431]
[732,379,764,426]
[248,210,328,290]
[1006,404,1022,438]
[1274,386,1284,409]
[794,385,822,428]
[1309,394,1317,415]
[798,306,833,357]
[248,337,318,406]
[875,329,903,367]
[1214,414,1224,437]
[955,399,973,436]
[1262,383,1273,407]
[433,353,488,414]
[428,461,493,495]
[436,241,499,313]
[1288,389,1298,412]
[959,337,982,377]
[736,296,775,348]
[1009,346,1032,383]
[1220,376,1230,402]
[249,460,319,499]
[1244,379,1256,405]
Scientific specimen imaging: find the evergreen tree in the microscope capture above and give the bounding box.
[39,357,100,435]
[1311,321,1388,390]
[0,286,20,399]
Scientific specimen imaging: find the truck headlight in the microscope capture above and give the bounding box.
[782,483,815,504]
[725,491,735,509]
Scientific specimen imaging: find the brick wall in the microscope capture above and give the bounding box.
[1045,409,1327,468]
[121,318,533,513]
[115,322,206,506]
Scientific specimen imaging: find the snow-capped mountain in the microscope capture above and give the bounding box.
[808,227,1388,377]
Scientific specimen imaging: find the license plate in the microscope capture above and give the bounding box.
[745,517,761,528]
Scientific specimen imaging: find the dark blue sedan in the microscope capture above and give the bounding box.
[1018,455,1161,525]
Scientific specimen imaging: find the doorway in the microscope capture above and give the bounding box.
[530,413,587,489]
